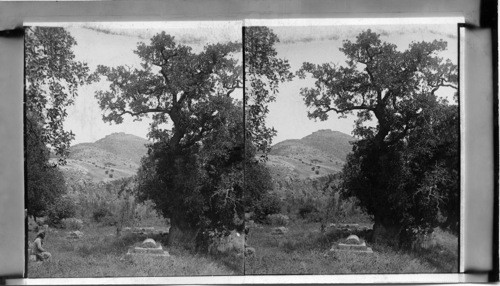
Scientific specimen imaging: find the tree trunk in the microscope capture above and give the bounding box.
[372,216,401,247]
[168,213,199,250]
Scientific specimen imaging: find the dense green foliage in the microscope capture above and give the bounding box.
[298,30,459,246]
[47,196,77,226]
[243,155,275,215]
[253,192,282,222]
[26,116,67,218]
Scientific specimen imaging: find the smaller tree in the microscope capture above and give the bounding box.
[25,114,66,219]
[245,26,293,154]
[25,27,95,218]
[47,196,77,226]
[25,27,96,159]
[115,179,136,236]
[243,156,274,213]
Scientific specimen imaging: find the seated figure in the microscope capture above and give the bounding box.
[32,231,51,261]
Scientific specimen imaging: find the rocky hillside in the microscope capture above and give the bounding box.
[266,129,355,181]
[59,133,149,183]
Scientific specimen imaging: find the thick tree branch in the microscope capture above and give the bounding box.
[326,104,375,114]
[116,108,168,118]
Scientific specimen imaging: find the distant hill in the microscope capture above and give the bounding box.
[58,130,354,184]
[58,133,149,184]
[270,129,354,163]
[70,133,149,165]
[266,129,355,181]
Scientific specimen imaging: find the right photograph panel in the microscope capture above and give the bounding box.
[243,23,459,274]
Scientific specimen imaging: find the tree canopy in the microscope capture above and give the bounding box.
[96,32,242,148]
[297,29,457,145]
[297,30,459,246]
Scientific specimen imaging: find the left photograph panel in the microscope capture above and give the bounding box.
[25,22,245,277]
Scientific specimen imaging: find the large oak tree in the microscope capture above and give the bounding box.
[95,32,245,247]
[297,30,458,246]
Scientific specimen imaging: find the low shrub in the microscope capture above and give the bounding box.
[254,193,282,223]
[208,230,244,255]
[298,203,318,219]
[61,217,84,230]
[92,206,113,223]
[101,214,118,226]
[47,197,77,226]
[266,214,290,226]
[281,237,306,253]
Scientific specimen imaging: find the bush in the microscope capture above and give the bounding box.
[47,197,77,226]
[109,174,113,178]
[101,215,118,226]
[208,230,244,255]
[61,217,83,230]
[266,213,290,226]
[298,203,319,220]
[92,206,113,223]
[311,167,315,171]
[254,193,282,222]
[282,238,302,253]
[315,170,320,175]
[105,170,109,174]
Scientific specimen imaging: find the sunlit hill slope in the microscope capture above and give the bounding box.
[58,132,149,183]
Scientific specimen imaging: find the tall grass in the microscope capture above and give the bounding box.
[244,220,457,274]
[28,219,457,277]
[28,225,237,277]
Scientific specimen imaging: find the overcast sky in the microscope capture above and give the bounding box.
[35,21,457,145]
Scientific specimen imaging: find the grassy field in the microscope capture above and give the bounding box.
[28,220,457,277]
[27,225,242,277]
[244,220,458,274]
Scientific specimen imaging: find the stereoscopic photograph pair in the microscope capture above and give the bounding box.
[24,21,460,278]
